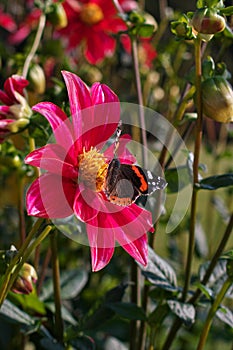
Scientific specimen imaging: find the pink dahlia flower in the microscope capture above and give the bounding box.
[25,71,153,271]
[56,0,137,64]
[0,75,31,142]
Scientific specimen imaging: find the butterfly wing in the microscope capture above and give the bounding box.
[104,160,167,206]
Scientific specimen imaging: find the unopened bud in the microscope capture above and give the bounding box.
[171,20,193,39]
[11,263,37,295]
[201,76,233,123]
[47,3,68,29]
[7,118,30,133]
[192,8,225,34]
[28,64,46,94]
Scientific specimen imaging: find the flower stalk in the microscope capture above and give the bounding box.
[196,276,232,350]
[0,218,52,306]
[50,230,64,343]
[161,35,204,350]
[22,13,46,79]
[182,35,203,301]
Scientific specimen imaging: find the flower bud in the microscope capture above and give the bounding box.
[201,76,233,123]
[171,21,193,39]
[192,8,225,34]
[7,118,30,133]
[47,3,68,29]
[11,263,37,295]
[28,64,46,94]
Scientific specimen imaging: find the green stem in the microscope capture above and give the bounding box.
[50,230,64,343]
[161,35,203,350]
[0,219,51,306]
[182,36,203,301]
[130,259,141,350]
[190,212,233,303]
[22,13,46,79]
[162,212,233,350]
[131,37,148,168]
[18,175,26,244]
[196,277,232,350]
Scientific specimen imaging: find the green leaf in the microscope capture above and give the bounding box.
[40,337,65,350]
[194,283,214,300]
[195,220,208,258]
[0,300,35,326]
[167,300,196,326]
[199,259,233,297]
[138,24,155,38]
[216,306,233,328]
[211,196,230,223]
[219,6,233,15]
[198,173,233,190]
[165,151,194,193]
[106,302,147,321]
[128,11,145,25]
[139,247,178,292]
[197,0,205,8]
[83,284,128,331]
[165,166,191,193]
[148,304,169,326]
[45,302,77,326]
[70,335,95,350]
[9,289,46,315]
[40,269,88,301]
[60,269,88,299]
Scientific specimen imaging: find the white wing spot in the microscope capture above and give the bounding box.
[147,171,153,180]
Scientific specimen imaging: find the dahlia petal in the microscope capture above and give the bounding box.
[104,134,136,164]
[73,186,101,223]
[74,83,120,150]
[0,90,12,105]
[8,25,31,45]
[85,32,116,64]
[62,70,92,113]
[120,233,148,266]
[4,75,28,102]
[0,9,17,32]
[91,198,153,232]
[0,119,14,128]
[0,105,11,116]
[26,173,76,218]
[32,102,74,152]
[91,83,119,105]
[25,144,78,178]
[86,218,115,271]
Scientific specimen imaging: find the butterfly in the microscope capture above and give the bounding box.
[103,122,167,206]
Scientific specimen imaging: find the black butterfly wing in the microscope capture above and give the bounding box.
[105,160,140,205]
[104,160,167,206]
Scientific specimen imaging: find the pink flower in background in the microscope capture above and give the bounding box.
[57,0,137,64]
[0,75,31,142]
[25,71,153,271]
[9,8,41,45]
[0,7,17,32]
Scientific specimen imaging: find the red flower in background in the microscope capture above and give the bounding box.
[9,8,41,45]
[57,0,137,64]
[0,75,31,142]
[0,7,16,32]
[25,71,153,271]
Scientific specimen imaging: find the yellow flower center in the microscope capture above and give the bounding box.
[78,147,108,191]
[80,3,104,25]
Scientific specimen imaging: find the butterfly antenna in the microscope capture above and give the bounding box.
[114,121,122,157]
